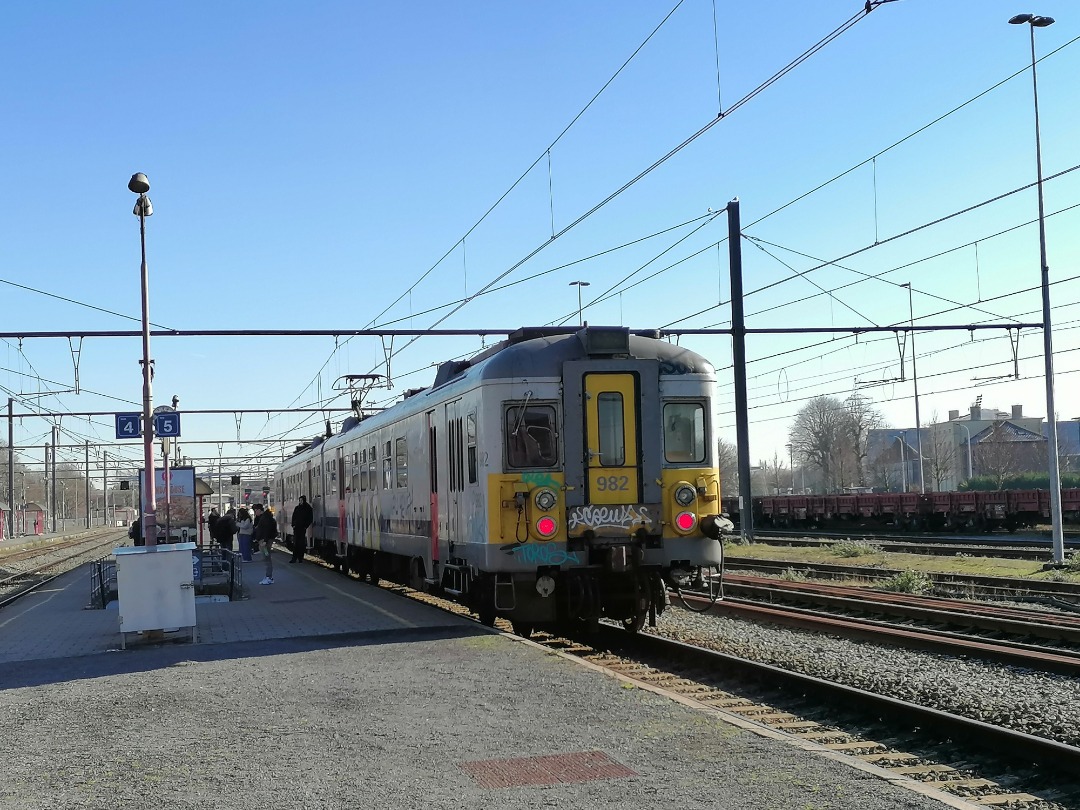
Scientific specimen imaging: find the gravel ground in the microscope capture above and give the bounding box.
[0,630,961,810]
[654,605,1080,746]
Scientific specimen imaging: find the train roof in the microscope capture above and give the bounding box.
[433,326,714,388]
[284,326,715,459]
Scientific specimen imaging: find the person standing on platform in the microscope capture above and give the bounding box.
[128,518,144,547]
[253,503,277,585]
[215,508,237,552]
[206,508,219,545]
[236,507,254,561]
[290,495,313,563]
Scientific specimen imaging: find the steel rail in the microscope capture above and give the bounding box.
[598,624,1080,770]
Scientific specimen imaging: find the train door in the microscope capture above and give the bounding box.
[336,453,347,556]
[444,400,464,553]
[427,409,440,569]
[583,373,641,505]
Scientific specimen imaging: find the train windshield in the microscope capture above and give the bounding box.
[505,404,558,468]
[664,402,706,463]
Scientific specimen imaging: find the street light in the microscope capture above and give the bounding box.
[1009,13,1065,564]
[957,421,974,483]
[785,443,794,494]
[569,281,590,326]
[900,283,924,493]
[894,435,908,492]
[129,172,158,548]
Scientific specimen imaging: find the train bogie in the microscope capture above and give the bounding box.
[273,326,729,631]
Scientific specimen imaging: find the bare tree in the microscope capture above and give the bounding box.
[923,412,957,491]
[977,421,1031,489]
[761,451,789,495]
[790,396,852,493]
[844,392,884,486]
[716,438,739,496]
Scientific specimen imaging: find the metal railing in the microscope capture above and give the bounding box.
[89,547,244,609]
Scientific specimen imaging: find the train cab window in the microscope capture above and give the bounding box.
[505,404,557,468]
[360,449,368,492]
[369,446,377,490]
[467,411,477,484]
[383,440,393,489]
[596,392,625,466]
[395,437,408,487]
[664,402,706,463]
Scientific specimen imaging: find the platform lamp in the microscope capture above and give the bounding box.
[129,172,157,548]
[1009,13,1064,565]
[569,281,590,326]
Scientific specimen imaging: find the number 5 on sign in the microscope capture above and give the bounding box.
[154,412,181,437]
[115,413,142,439]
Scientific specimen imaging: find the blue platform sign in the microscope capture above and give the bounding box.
[115,413,142,439]
[154,411,181,437]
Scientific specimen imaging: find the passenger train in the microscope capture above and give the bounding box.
[272,326,730,634]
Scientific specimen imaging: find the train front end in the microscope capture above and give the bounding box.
[485,326,727,632]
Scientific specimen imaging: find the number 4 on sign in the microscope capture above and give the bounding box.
[115,413,142,439]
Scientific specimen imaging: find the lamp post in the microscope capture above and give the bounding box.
[900,283,924,493]
[786,443,794,494]
[569,281,590,326]
[129,172,158,548]
[1009,13,1064,564]
[896,435,907,492]
[957,421,974,483]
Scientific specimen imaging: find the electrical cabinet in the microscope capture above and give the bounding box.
[114,542,198,647]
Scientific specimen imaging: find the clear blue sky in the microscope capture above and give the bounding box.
[1,0,1078,485]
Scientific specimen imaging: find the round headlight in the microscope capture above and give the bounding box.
[674,484,696,506]
[675,511,697,532]
[536,516,558,537]
[534,488,557,511]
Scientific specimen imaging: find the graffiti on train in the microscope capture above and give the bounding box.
[567,504,654,532]
[501,543,581,565]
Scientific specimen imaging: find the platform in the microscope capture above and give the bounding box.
[0,550,977,809]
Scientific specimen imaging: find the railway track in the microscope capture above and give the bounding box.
[755,531,1080,561]
[0,530,125,607]
[724,555,1080,602]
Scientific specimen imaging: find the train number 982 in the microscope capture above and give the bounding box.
[595,475,630,492]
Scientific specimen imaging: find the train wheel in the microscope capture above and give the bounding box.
[511,621,534,638]
[621,611,647,633]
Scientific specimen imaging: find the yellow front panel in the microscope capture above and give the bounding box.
[661,467,720,537]
[584,373,638,504]
[488,472,566,544]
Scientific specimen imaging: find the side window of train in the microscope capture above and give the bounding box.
[395,437,408,487]
[505,404,558,468]
[383,440,393,489]
[351,453,360,493]
[328,461,337,497]
[369,445,377,490]
[360,449,368,492]
[664,401,706,464]
[467,411,478,484]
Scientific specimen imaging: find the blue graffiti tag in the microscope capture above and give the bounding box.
[501,543,581,565]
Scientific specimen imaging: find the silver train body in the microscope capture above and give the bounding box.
[272,326,726,631]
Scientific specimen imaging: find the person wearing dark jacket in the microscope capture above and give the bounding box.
[214,508,237,552]
[290,495,313,563]
[128,518,144,547]
[253,503,277,584]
